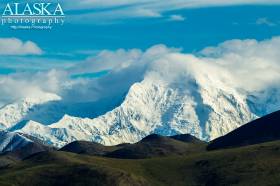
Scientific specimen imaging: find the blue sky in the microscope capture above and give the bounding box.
[0,1,280,74]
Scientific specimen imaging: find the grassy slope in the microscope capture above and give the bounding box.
[59,140,121,156]
[208,110,280,150]
[105,135,207,159]
[60,134,207,159]
[0,140,280,186]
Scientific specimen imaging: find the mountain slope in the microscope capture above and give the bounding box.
[15,60,257,147]
[0,93,61,129]
[59,141,120,156]
[105,134,206,159]
[1,140,280,186]
[1,112,280,185]
[0,43,279,149]
[59,134,206,158]
[0,131,51,159]
[170,134,206,143]
[207,110,280,150]
[0,131,32,153]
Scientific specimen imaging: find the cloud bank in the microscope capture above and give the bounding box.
[0,37,280,110]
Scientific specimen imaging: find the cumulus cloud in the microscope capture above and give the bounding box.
[200,37,280,91]
[64,45,180,102]
[0,70,67,105]
[0,45,178,105]
[70,49,143,74]
[70,45,180,74]
[0,38,43,56]
[1,37,280,109]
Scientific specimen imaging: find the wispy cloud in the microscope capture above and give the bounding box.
[0,0,279,22]
[168,14,186,22]
[256,17,278,26]
[63,0,280,23]
[63,0,280,11]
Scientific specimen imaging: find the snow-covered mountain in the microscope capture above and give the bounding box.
[0,131,32,153]
[0,93,61,130]
[17,75,256,148]
[0,53,271,148]
[0,130,51,159]
[0,50,279,148]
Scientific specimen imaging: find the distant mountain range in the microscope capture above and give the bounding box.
[0,111,279,185]
[1,63,279,147]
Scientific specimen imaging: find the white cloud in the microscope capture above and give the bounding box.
[0,73,54,106]
[0,38,43,56]
[1,37,280,108]
[70,44,180,74]
[168,15,185,21]
[70,48,142,74]
[200,37,280,91]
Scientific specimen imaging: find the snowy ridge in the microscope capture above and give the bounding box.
[0,131,32,153]
[15,54,259,147]
[0,93,61,129]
